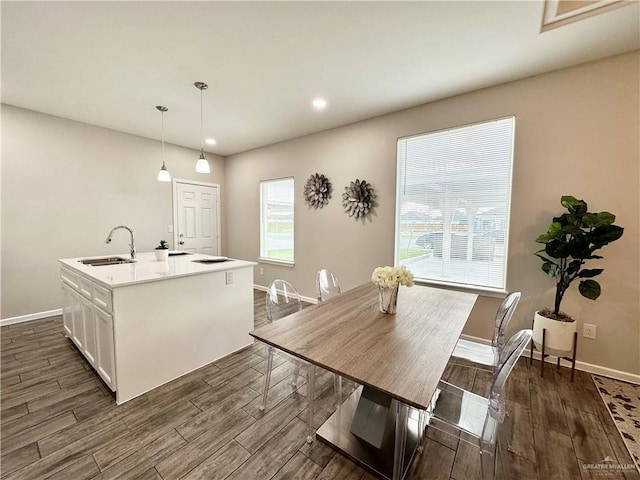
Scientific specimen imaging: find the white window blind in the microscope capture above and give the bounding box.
[260,178,294,263]
[395,117,515,291]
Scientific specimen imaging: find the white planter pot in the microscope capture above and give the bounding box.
[155,249,169,261]
[532,311,577,356]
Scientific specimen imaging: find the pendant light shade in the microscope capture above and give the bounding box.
[157,164,171,182]
[194,81,211,174]
[156,106,171,182]
[196,151,210,174]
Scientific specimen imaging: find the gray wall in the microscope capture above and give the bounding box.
[224,52,639,375]
[1,105,225,319]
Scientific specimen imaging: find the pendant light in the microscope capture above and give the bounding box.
[156,106,171,182]
[194,81,211,174]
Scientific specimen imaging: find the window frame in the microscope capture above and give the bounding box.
[259,177,295,266]
[394,116,515,295]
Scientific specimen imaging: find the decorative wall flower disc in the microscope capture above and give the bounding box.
[342,179,376,219]
[304,173,332,209]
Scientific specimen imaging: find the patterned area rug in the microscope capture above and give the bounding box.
[592,375,640,472]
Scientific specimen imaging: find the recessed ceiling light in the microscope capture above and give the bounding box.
[205,138,217,145]
[312,98,327,110]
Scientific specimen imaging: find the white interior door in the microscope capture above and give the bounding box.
[174,181,220,255]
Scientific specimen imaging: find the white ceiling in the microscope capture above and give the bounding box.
[2,1,638,156]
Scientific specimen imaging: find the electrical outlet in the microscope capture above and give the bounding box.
[225,271,233,285]
[168,225,173,233]
[583,324,597,339]
[259,267,264,275]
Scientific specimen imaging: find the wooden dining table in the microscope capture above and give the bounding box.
[250,282,478,480]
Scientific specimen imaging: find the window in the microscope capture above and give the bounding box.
[395,117,515,291]
[260,177,294,264]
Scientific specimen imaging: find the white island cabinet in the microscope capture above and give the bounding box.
[59,253,257,404]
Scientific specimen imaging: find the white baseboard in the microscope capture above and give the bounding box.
[459,334,493,346]
[460,333,640,385]
[1,309,63,327]
[253,284,318,305]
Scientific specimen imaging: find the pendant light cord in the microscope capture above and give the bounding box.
[200,87,204,153]
[161,109,165,161]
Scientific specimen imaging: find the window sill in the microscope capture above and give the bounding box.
[258,258,295,268]
[414,279,507,299]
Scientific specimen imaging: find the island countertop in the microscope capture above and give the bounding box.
[59,251,256,404]
[59,252,257,289]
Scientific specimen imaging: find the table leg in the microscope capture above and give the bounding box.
[392,402,408,480]
[307,364,316,443]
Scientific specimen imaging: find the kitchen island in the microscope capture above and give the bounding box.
[59,252,256,404]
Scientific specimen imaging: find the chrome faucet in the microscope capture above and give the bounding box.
[104,225,136,259]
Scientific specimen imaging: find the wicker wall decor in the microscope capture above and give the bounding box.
[303,173,332,209]
[342,179,376,219]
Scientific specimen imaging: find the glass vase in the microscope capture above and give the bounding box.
[378,285,399,314]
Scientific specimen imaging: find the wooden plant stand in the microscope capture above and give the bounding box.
[529,327,578,382]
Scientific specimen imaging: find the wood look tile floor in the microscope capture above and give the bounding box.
[1,291,638,480]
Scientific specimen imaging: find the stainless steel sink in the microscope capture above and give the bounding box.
[79,257,135,266]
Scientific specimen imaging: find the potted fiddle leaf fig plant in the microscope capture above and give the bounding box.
[533,195,623,354]
[155,240,169,261]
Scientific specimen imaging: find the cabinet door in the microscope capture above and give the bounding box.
[70,290,85,350]
[61,284,74,338]
[95,307,116,391]
[79,296,97,367]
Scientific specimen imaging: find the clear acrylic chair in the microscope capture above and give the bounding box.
[451,292,521,369]
[315,269,347,403]
[424,329,532,479]
[316,269,341,302]
[266,279,303,323]
[260,279,319,443]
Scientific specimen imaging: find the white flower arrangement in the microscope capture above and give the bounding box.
[371,266,414,289]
